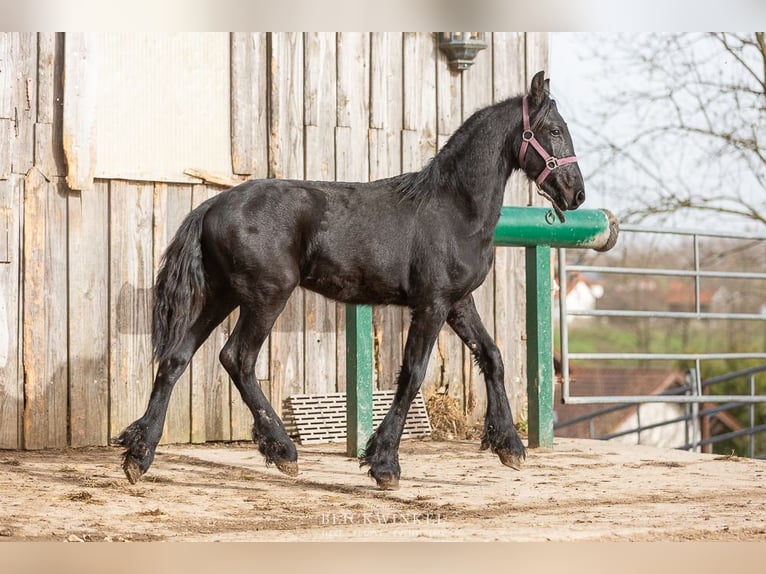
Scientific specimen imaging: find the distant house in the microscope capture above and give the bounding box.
[554,368,688,447]
[554,367,742,451]
[555,272,604,324]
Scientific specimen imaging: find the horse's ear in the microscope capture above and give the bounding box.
[530,70,547,107]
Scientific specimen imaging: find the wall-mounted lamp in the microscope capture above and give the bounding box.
[438,32,488,72]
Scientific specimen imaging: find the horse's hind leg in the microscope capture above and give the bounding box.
[220,301,298,476]
[118,299,235,483]
[447,295,526,469]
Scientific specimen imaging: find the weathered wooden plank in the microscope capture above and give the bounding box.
[68,181,109,447]
[493,33,529,422]
[109,180,154,440]
[303,32,338,397]
[182,168,241,188]
[22,169,68,449]
[0,192,8,264]
[270,283,305,413]
[62,33,98,191]
[334,30,370,397]
[0,33,13,180]
[402,32,440,398]
[36,33,57,124]
[35,33,65,179]
[336,32,369,130]
[434,38,468,409]
[0,33,13,118]
[0,176,22,448]
[11,33,36,177]
[0,39,22,447]
[403,33,437,134]
[0,119,10,180]
[400,110,435,164]
[435,37,462,150]
[34,122,67,182]
[369,33,405,393]
[189,184,232,443]
[370,33,402,130]
[268,33,303,181]
[401,34,437,164]
[335,31,370,180]
[0,34,36,178]
[230,32,268,177]
[304,33,336,129]
[153,182,193,444]
[268,33,305,412]
[461,38,495,424]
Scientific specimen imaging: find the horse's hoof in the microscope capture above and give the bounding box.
[123,456,144,484]
[374,474,400,491]
[275,459,299,477]
[497,450,524,471]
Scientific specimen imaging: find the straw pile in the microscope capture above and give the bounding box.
[425,388,472,440]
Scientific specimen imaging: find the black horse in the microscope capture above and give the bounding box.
[118,71,585,490]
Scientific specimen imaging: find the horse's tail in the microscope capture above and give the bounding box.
[152,197,216,363]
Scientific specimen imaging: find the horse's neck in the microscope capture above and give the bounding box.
[441,101,521,225]
[449,138,515,228]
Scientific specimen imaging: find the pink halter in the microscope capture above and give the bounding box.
[518,96,578,186]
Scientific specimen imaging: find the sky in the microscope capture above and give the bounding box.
[550,33,630,217]
[549,32,765,232]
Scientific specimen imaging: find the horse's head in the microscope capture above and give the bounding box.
[518,71,584,222]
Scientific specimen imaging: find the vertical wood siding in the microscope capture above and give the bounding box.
[0,32,548,448]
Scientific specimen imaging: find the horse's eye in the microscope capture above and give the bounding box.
[550,128,562,137]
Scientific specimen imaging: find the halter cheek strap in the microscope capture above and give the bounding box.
[518,96,578,186]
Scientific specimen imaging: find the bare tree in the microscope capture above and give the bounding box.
[579,33,766,226]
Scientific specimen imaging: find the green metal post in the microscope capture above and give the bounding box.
[345,304,374,457]
[525,245,555,448]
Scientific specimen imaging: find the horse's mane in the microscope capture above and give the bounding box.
[394,159,450,208]
[394,97,523,207]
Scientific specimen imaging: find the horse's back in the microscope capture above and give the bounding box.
[197,178,411,302]
[197,176,487,308]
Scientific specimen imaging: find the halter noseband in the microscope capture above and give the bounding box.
[518,95,578,186]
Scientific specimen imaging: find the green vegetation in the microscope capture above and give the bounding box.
[560,320,765,360]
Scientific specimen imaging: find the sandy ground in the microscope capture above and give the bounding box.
[1,437,765,542]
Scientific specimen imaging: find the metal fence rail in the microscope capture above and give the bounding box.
[556,365,766,457]
[556,222,766,456]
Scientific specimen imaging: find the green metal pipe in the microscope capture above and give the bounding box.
[345,304,374,458]
[525,245,554,448]
[494,207,619,251]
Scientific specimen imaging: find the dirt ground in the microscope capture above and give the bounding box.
[1,436,765,542]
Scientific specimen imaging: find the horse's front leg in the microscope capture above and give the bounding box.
[361,303,448,490]
[447,295,526,469]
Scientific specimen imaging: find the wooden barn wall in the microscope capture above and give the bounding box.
[0,32,549,449]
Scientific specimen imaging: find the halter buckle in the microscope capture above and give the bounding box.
[522,130,534,142]
[545,157,559,170]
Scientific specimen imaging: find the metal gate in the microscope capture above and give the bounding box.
[555,222,766,457]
